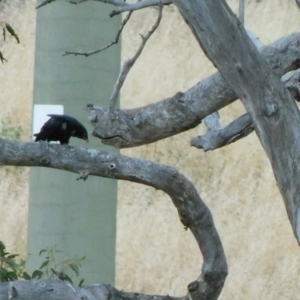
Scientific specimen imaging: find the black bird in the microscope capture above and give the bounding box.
[34,114,88,145]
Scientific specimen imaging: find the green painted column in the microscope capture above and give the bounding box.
[28,1,120,285]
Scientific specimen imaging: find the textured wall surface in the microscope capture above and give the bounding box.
[0,0,36,255]
[116,1,300,299]
[2,0,300,299]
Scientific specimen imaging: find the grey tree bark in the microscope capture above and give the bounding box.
[1,0,300,299]
[172,0,300,244]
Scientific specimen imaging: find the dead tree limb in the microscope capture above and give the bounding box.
[109,6,163,118]
[0,137,228,299]
[88,33,300,148]
[172,0,300,245]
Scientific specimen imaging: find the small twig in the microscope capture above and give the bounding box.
[36,0,57,9]
[108,5,163,119]
[76,171,89,181]
[68,0,88,3]
[239,0,245,25]
[63,11,133,57]
[108,0,172,17]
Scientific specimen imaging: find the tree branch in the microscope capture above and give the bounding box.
[88,33,300,148]
[0,279,183,300]
[172,0,300,245]
[191,113,253,151]
[36,0,57,9]
[63,11,133,57]
[67,0,172,17]
[190,69,300,152]
[0,137,228,299]
[108,5,163,118]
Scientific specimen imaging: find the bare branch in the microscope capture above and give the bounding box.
[239,0,245,25]
[36,0,57,9]
[108,5,163,118]
[89,33,300,148]
[63,12,133,57]
[190,70,300,152]
[0,279,183,300]
[172,0,300,245]
[67,0,172,16]
[283,69,300,102]
[0,137,228,298]
[191,114,253,151]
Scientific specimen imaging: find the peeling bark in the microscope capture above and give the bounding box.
[89,33,300,148]
[0,137,228,299]
[172,0,300,244]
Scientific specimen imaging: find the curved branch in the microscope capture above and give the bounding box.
[0,137,228,299]
[89,33,300,148]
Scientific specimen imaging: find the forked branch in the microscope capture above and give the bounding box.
[108,5,163,118]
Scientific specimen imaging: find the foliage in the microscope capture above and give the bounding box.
[0,13,20,63]
[0,117,23,141]
[0,240,85,286]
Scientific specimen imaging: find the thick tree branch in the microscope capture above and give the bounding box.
[0,137,228,299]
[172,0,300,245]
[89,33,300,148]
[0,279,183,300]
[109,6,163,118]
[191,70,300,152]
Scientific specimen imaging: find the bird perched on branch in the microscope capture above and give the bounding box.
[34,114,88,145]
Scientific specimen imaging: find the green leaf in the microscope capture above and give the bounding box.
[64,274,73,284]
[0,268,9,282]
[32,270,43,279]
[7,254,18,259]
[0,241,6,255]
[22,272,31,280]
[39,260,49,269]
[4,258,18,270]
[78,279,84,287]
[39,249,47,256]
[5,23,19,43]
[7,271,18,281]
[50,268,59,277]
[0,51,7,63]
[69,263,79,276]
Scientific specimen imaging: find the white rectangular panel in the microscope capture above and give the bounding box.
[32,104,64,140]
